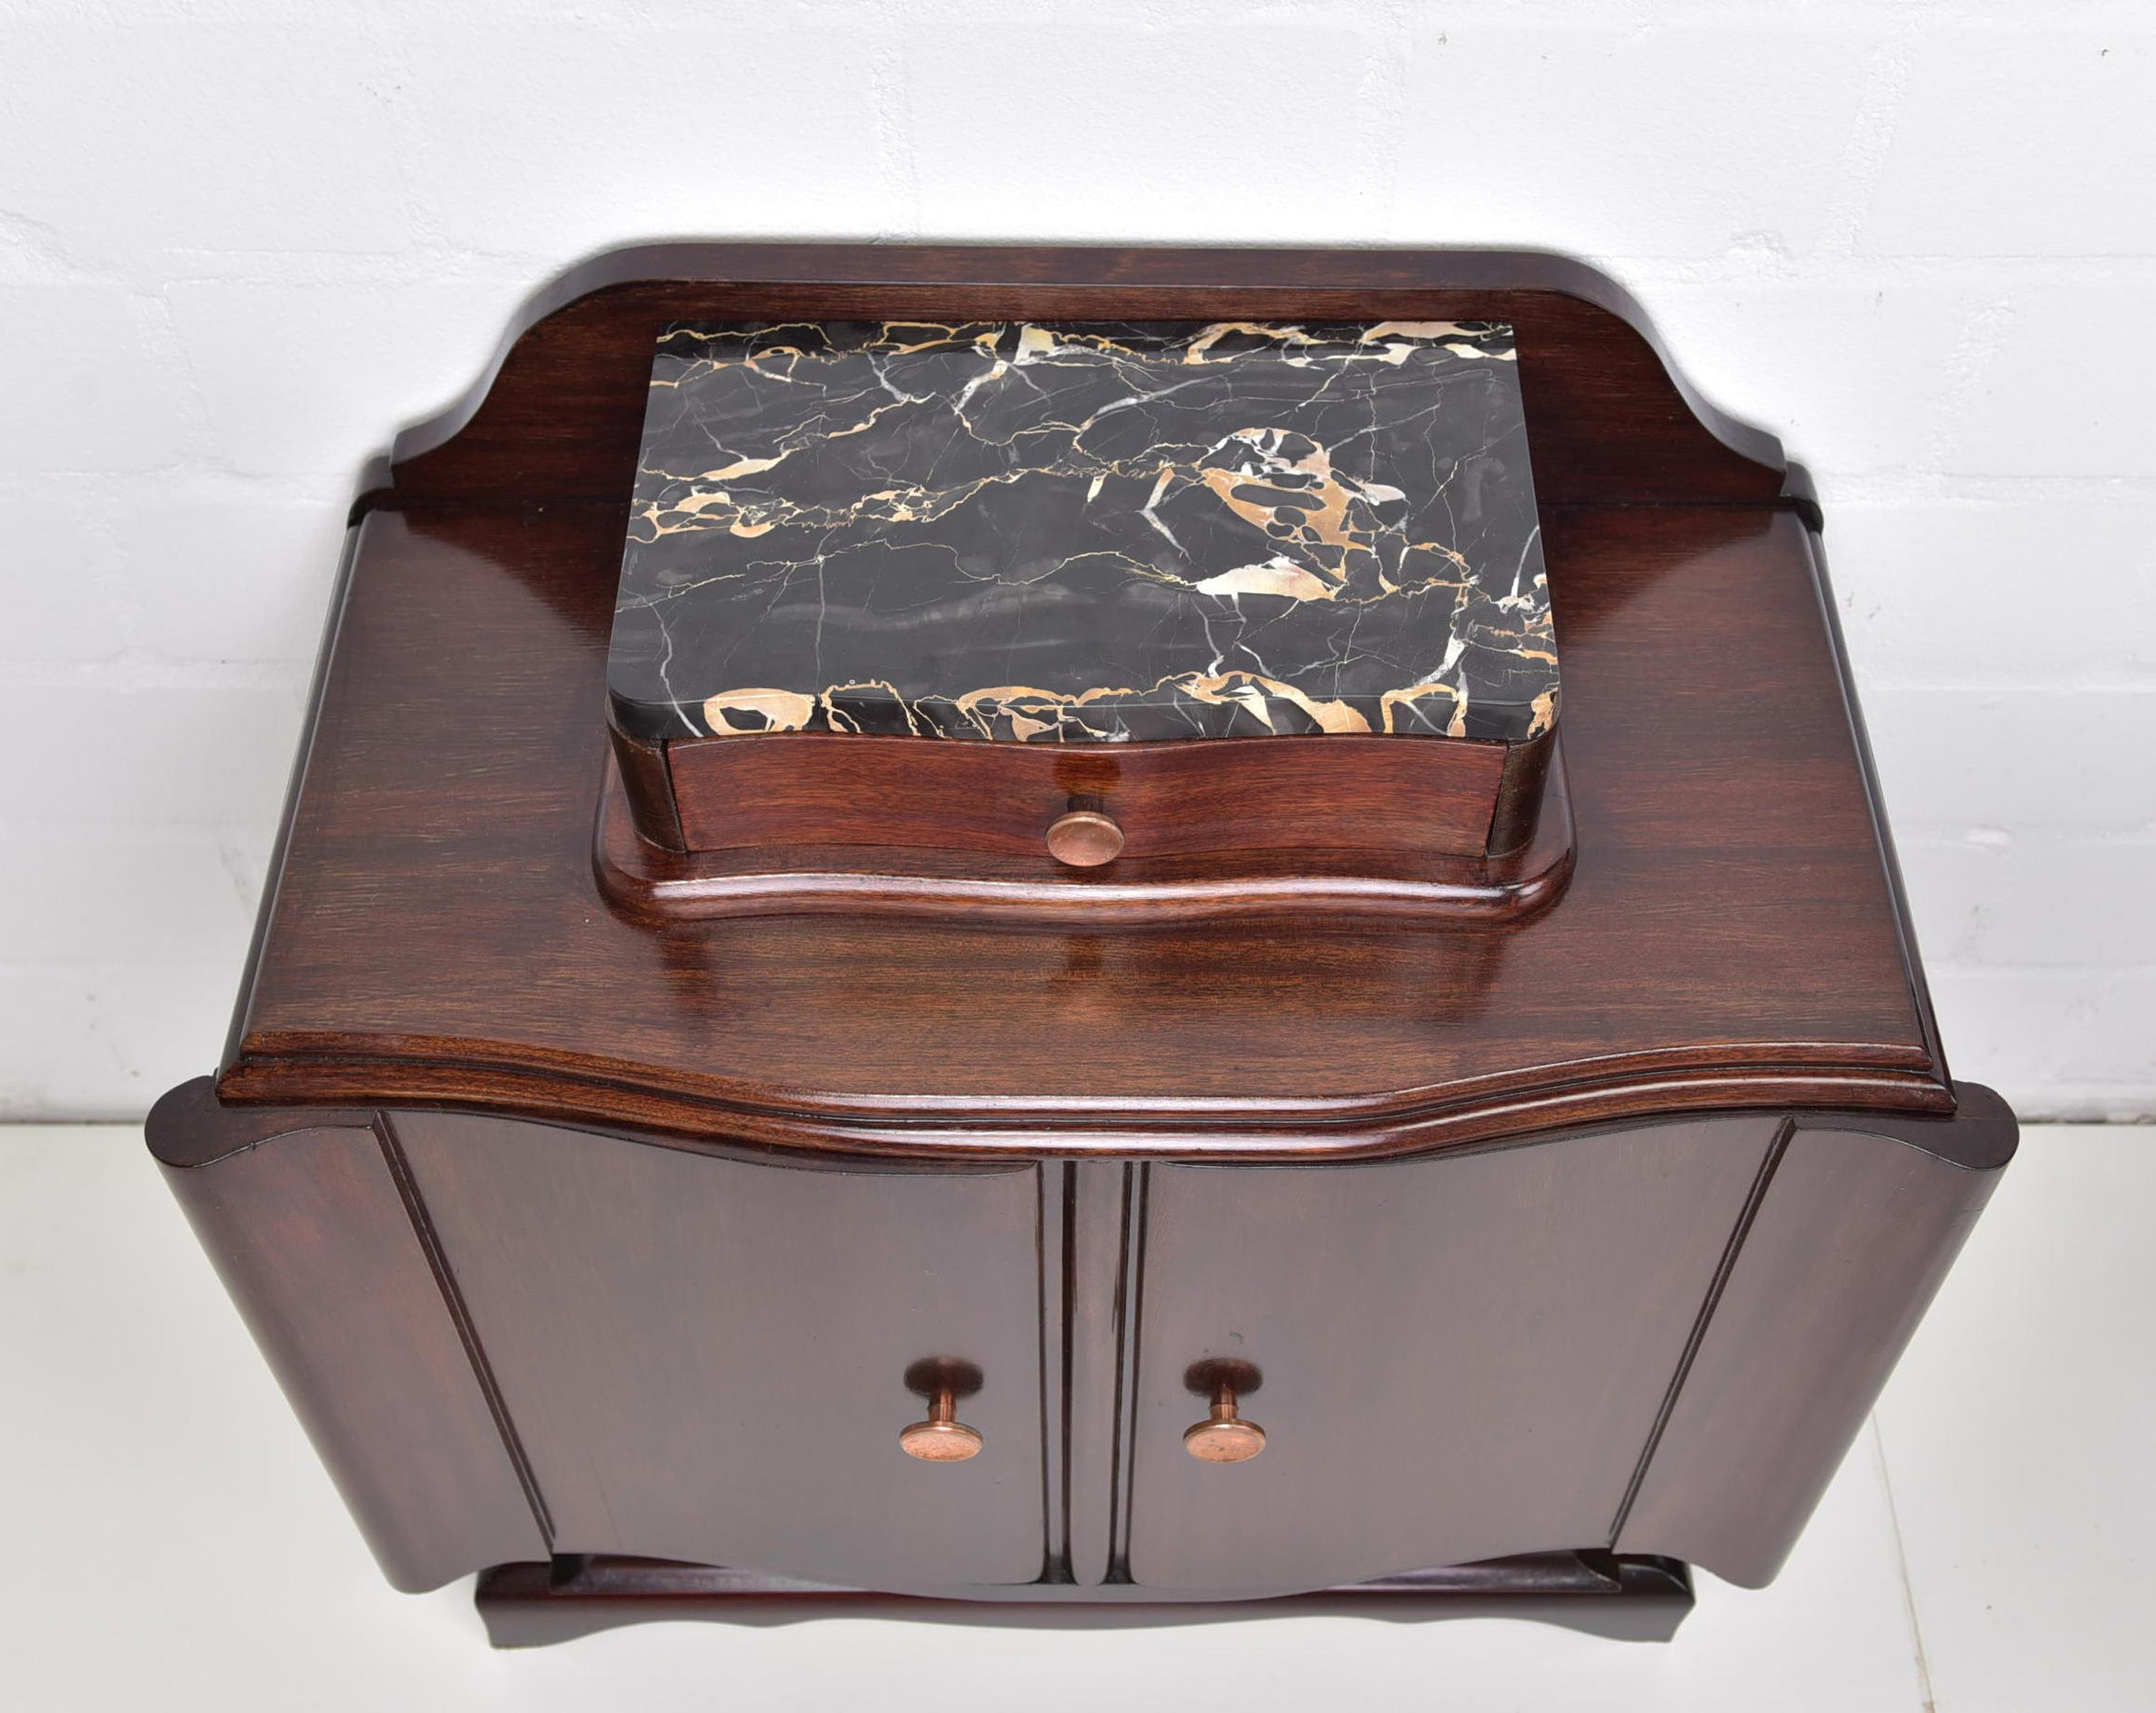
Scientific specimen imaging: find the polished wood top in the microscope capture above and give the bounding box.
[218,497,1944,1156]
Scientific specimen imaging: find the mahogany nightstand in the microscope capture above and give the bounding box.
[148,244,2013,1648]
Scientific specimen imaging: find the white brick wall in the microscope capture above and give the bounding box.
[2,0,2149,1119]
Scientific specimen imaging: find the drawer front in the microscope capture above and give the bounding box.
[393,1113,1046,1591]
[1122,1117,1779,1592]
[657,727,1519,862]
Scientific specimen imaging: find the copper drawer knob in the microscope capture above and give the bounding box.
[1046,796,1123,868]
[900,1380,983,1462]
[1184,1377,1266,1464]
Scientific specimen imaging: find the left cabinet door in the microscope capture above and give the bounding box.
[391,1112,1048,1591]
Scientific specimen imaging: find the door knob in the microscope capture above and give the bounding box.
[899,1358,984,1461]
[1046,795,1123,868]
[1184,1362,1266,1464]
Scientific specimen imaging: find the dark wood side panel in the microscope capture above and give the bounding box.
[1616,1085,2017,1586]
[661,727,1514,861]
[1122,1116,1781,1593]
[390,1111,1049,1592]
[1488,722,1556,856]
[608,726,683,850]
[147,1101,548,1591]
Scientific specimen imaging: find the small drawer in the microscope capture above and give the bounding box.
[632,725,1544,866]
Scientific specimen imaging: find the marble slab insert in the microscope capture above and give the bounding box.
[609,318,1557,746]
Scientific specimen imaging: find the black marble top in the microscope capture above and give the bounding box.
[609,319,1556,746]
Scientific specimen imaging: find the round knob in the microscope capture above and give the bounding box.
[1184,1379,1266,1464]
[900,1382,982,1461]
[1046,804,1123,868]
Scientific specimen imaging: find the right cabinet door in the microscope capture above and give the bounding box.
[1123,1116,1779,1592]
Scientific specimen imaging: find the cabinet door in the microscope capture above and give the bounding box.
[1123,1117,1779,1592]
[392,1113,1046,1591]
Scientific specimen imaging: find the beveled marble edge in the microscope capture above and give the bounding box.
[621,673,1558,748]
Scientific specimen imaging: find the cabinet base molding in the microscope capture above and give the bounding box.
[474,1552,1695,1649]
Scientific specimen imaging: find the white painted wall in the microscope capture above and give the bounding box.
[1,0,2150,1120]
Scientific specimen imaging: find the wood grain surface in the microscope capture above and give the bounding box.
[391,1110,1051,1589]
[375,244,1798,516]
[149,1093,2011,1597]
[155,1116,548,1589]
[1120,1118,1779,1589]
[1616,1093,2014,1585]
[594,740,1577,927]
[217,500,1944,1152]
[660,726,1521,861]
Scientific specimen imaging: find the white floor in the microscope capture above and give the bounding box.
[1,1124,2149,1712]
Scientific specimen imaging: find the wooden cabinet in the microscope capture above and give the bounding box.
[146,243,2017,1645]
[155,1092,2009,1630]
